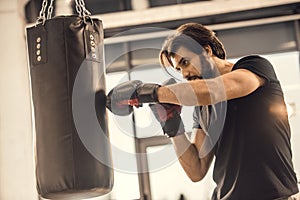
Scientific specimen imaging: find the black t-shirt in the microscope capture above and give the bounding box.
[193,55,299,200]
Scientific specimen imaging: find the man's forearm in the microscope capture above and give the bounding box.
[171,134,208,182]
[157,81,211,106]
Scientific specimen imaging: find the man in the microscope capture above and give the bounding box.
[106,23,299,200]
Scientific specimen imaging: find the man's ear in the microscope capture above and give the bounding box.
[204,45,213,56]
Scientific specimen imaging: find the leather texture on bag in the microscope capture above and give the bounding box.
[26,15,113,199]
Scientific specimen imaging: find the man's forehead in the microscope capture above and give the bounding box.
[170,46,194,60]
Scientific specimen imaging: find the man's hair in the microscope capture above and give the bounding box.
[159,23,226,68]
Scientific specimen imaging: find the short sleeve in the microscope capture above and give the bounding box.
[232,55,279,85]
[193,106,202,129]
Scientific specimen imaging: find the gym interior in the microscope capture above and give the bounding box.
[1,0,300,199]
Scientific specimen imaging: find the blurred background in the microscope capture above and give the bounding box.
[1,0,300,199]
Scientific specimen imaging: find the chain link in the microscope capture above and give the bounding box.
[36,0,48,25]
[47,0,55,19]
[75,0,92,17]
[75,0,92,24]
[78,0,91,17]
[75,0,83,17]
[36,0,92,25]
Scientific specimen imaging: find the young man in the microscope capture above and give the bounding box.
[106,23,299,200]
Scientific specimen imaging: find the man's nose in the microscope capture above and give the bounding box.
[182,68,190,79]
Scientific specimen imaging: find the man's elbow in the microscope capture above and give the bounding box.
[188,172,206,182]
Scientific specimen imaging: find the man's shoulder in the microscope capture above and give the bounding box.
[235,55,270,66]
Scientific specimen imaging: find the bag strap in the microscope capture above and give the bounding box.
[36,0,92,25]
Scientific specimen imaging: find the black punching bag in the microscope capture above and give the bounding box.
[26,12,113,200]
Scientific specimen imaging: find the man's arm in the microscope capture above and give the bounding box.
[157,69,266,106]
[171,128,214,182]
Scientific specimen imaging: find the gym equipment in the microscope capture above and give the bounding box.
[26,0,113,198]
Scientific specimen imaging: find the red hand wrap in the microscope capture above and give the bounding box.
[153,104,181,122]
[117,98,141,108]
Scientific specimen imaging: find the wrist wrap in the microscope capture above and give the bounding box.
[137,84,161,103]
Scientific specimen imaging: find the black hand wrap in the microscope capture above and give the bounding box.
[137,84,161,103]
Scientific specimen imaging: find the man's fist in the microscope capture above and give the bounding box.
[148,77,184,137]
[150,103,185,137]
[106,80,160,116]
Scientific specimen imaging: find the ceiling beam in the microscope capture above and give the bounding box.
[96,0,300,29]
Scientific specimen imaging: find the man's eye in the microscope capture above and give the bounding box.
[182,59,189,66]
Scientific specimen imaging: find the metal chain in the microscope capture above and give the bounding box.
[75,0,83,17]
[36,0,48,25]
[36,0,92,25]
[78,0,91,17]
[74,0,92,24]
[47,0,55,19]
[75,0,91,17]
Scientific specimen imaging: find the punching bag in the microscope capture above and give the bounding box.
[26,0,113,199]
